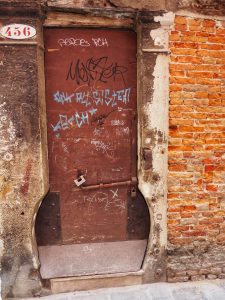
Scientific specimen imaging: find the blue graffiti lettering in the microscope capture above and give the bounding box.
[59,115,69,130]
[75,92,91,107]
[75,111,89,128]
[51,121,61,132]
[92,90,103,106]
[53,91,74,104]
[89,108,98,116]
[51,108,97,134]
[52,88,131,108]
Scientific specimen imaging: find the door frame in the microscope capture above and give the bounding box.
[37,8,173,292]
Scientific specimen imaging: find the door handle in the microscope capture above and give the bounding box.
[73,177,137,191]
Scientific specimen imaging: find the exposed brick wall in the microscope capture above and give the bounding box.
[168,15,225,282]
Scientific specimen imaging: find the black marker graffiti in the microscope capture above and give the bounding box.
[66,56,127,86]
[91,108,117,126]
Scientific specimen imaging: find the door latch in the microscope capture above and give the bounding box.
[130,177,137,198]
[74,175,86,187]
[130,186,137,198]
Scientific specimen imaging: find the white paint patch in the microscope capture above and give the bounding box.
[150,28,168,48]
[154,12,175,27]
[146,52,169,247]
[216,20,222,27]
[151,13,175,50]
[145,138,151,144]
[139,20,171,250]
[151,55,169,133]
[140,181,153,198]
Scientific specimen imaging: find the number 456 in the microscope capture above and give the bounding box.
[5,26,31,37]
[1,24,36,39]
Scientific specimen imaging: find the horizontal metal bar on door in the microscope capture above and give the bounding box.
[73,177,137,191]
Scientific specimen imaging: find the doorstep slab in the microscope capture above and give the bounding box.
[50,271,143,294]
[39,239,147,279]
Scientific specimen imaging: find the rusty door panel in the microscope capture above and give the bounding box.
[35,192,61,246]
[127,191,151,240]
[41,28,149,245]
[61,187,128,244]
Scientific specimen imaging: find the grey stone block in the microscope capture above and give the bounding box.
[172,287,206,300]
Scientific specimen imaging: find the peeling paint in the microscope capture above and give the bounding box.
[154,12,175,27]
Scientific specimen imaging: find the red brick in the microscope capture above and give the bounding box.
[195,92,208,98]
[170,48,197,55]
[183,231,206,237]
[170,85,182,91]
[170,77,195,84]
[171,42,199,49]
[199,218,224,225]
[216,28,225,35]
[188,19,202,26]
[208,36,225,43]
[187,71,213,79]
[171,56,203,64]
[168,16,225,255]
[175,24,187,31]
[206,184,218,192]
[175,16,187,25]
[169,164,187,171]
[170,63,195,71]
[181,205,196,212]
[189,25,202,31]
[201,44,225,50]
[202,19,216,27]
[205,165,215,171]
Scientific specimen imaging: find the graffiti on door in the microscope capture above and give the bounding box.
[40,28,150,245]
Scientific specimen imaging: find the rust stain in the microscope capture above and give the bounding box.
[48,49,60,52]
[20,159,32,196]
[0,177,11,199]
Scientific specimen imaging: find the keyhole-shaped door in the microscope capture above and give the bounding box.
[36,28,150,278]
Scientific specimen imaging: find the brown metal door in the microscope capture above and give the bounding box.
[36,28,149,278]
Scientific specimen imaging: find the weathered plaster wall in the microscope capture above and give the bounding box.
[0,2,49,299]
[47,0,167,11]
[177,0,225,16]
